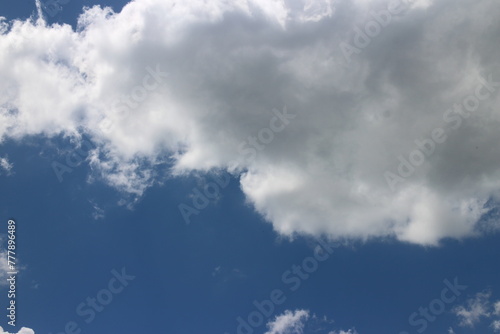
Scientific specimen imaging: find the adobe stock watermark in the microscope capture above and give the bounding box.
[399,277,467,334]
[99,65,169,134]
[339,0,413,66]
[40,0,70,17]
[51,135,96,183]
[178,106,296,224]
[49,267,135,334]
[226,238,337,334]
[384,74,500,191]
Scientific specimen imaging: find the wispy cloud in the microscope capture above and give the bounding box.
[328,330,358,334]
[0,249,10,286]
[453,290,500,331]
[0,156,13,175]
[454,291,492,327]
[89,200,105,220]
[264,310,358,334]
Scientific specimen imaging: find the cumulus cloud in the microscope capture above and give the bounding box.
[1,0,500,245]
[0,327,35,334]
[265,309,310,334]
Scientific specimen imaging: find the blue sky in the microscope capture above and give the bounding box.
[1,1,500,334]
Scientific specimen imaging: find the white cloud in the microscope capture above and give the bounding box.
[453,292,500,331]
[0,156,13,175]
[0,249,10,286]
[264,310,358,334]
[1,0,500,245]
[495,301,500,315]
[328,329,358,334]
[493,300,500,331]
[0,236,25,287]
[0,327,35,334]
[493,320,500,332]
[454,291,492,327]
[265,309,310,334]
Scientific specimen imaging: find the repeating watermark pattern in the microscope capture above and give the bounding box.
[226,238,336,334]
[49,267,135,334]
[339,0,414,66]
[178,106,296,224]
[6,219,17,327]
[384,74,500,191]
[40,0,70,18]
[399,277,467,334]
